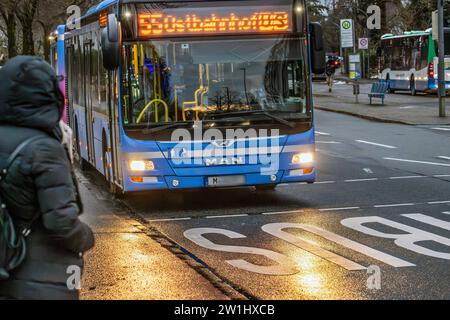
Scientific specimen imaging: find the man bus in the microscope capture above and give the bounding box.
[56,0,325,195]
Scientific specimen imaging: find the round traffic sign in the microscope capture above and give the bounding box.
[342,20,351,29]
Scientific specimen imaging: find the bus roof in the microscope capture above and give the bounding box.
[381,28,432,40]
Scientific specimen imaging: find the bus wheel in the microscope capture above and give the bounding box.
[410,76,416,96]
[255,184,277,191]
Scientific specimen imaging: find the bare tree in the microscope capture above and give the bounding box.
[0,0,18,58]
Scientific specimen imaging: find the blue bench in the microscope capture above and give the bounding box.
[368,82,389,105]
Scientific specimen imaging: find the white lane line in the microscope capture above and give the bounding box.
[262,210,304,215]
[374,203,415,208]
[427,200,450,205]
[316,131,330,136]
[206,214,249,219]
[402,214,450,231]
[355,140,397,149]
[432,127,450,131]
[345,178,379,182]
[443,212,450,215]
[315,181,336,184]
[319,206,360,212]
[437,156,450,161]
[389,175,425,180]
[316,141,342,144]
[148,217,192,222]
[384,157,450,167]
[434,174,450,178]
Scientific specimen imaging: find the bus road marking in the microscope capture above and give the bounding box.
[402,214,450,231]
[148,217,192,222]
[345,178,379,182]
[384,157,450,167]
[316,131,331,136]
[319,206,360,212]
[206,214,249,219]
[355,140,397,149]
[374,203,415,208]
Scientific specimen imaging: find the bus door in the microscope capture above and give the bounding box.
[107,70,122,189]
[83,41,95,165]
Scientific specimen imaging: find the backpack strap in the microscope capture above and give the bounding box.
[0,136,44,180]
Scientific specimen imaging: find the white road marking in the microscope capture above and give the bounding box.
[399,106,417,109]
[341,216,450,260]
[363,168,373,174]
[345,178,379,182]
[402,214,450,231]
[434,174,450,178]
[427,200,450,205]
[148,217,192,222]
[262,223,366,270]
[356,140,397,149]
[262,210,303,215]
[443,212,450,215]
[316,131,330,136]
[432,127,450,131]
[314,181,336,184]
[374,203,415,208]
[384,157,450,167]
[206,214,249,219]
[389,175,425,180]
[437,156,450,161]
[319,206,360,212]
[316,141,342,144]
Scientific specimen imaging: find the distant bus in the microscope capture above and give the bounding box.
[49,25,67,123]
[379,28,450,95]
[53,0,326,195]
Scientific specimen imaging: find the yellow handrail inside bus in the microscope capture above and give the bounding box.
[136,99,169,123]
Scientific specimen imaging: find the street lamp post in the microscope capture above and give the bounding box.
[437,0,446,117]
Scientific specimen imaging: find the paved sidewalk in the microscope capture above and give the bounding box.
[76,170,231,300]
[313,82,450,125]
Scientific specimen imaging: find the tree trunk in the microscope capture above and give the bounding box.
[21,21,35,55]
[42,25,51,62]
[6,13,17,58]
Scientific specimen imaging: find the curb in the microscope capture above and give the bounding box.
[315,106,412,125]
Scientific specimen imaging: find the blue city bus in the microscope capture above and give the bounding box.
[49,25,68,123]
[56,0,325,195]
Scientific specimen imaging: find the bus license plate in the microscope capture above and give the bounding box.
[207,175,245,187]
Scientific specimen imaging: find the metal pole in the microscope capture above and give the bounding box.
[437,0,446,117]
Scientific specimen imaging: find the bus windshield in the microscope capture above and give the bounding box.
[120,36,309,128]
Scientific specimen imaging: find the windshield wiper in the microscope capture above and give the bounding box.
[208,110,295,128]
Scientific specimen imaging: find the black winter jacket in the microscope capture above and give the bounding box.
[0,56,94,300]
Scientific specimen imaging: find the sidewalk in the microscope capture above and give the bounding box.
[76,170,232,300]
[314,82,450,125]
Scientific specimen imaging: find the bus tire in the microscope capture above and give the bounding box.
[255,184,277,191]
[410,76,416,96]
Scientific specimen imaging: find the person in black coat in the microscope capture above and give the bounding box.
[0,56,95,300]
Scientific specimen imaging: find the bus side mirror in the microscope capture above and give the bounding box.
[309,22,326,74]
[101,14,121,71]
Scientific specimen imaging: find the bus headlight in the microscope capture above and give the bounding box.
[292,153,314,164]
[129,160,155,171]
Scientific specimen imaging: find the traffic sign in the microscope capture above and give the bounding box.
[340,19,354,48]
[358,38,369,50]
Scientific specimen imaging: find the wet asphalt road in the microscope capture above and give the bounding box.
[116,109,450,300]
